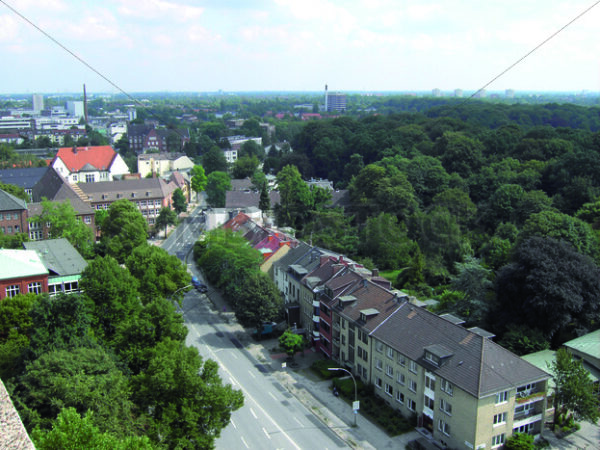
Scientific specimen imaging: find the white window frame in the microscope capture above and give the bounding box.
[386,365,394,377]
[387,346,394,359]
[384,383,393,396]
[495,391,508,404]
[375,358,382,370]
[409,379,417,393]
[28,281,42,294]
[375,377,382,388]
[396,391,404,404]
[409,360,418,373]
[6,284,20,297]
[440,398,452,416]
[398,373,406,385]
[407,398,416,412]
[492,434,505,448]
[493,412,507,426]
[438,419,451,436]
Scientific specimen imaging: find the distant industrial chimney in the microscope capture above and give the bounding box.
[83,84,88,126]
[324,84,328,111]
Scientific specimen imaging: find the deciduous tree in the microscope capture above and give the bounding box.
[551,348,599,424]
[100,199,147,263]
[205,171,231,207]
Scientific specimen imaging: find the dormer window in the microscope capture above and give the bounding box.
[131,192,136,198]
[425,351,440,366]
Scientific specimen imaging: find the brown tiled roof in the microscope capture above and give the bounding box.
[77,178,175,202]
[371,303,550,398]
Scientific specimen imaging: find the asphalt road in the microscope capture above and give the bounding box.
[162,206,347,449]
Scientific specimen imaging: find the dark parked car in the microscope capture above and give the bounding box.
[191,276,208,293]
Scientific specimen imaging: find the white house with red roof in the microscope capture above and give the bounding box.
[51,146,130,184]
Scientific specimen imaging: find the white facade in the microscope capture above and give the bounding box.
[52,153,130,184]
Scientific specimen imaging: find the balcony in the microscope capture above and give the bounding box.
[312,315,320,323]
[513,413,543,429]
[515,391,545,406]
[333,338,340,346]
[312,300,320,307]
[333,322,340,331]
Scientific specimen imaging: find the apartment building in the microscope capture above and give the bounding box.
[77,177,176,226]
[137,152,194,178]
[0,189,28,236]
[365,303,550,449]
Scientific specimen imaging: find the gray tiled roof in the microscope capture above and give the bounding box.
[0,167,48,190]
[0,189,27,211]
[78,178,175,202]
[24,238,88,277]
[371,303,550,398]
[272,241,313,271]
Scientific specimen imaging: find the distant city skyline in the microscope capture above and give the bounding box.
[1,0,599,94]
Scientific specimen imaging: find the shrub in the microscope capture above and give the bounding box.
[310,360,340,379]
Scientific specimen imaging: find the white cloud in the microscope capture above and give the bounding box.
[116,0,203,22]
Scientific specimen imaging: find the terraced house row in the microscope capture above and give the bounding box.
[265,233,551,450]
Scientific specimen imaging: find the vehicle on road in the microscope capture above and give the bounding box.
[191,276,208,293]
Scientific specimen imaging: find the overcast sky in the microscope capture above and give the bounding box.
[1,0,599,94]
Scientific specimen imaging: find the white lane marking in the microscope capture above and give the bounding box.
[188,323,301,450]
[241,436,249,448]
[230,418,237,429]
[263,427,271,439]
[269,392,277,401]
[294,417,303,427]
[248,370,256,379]
[250,407,257,419]
[230,352,238,359]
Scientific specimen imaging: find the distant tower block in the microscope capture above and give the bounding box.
[325,86,346,113]
[454,89,463,98]
[32,94,44,112]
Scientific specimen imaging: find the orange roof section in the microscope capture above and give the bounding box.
[54,146,116,172]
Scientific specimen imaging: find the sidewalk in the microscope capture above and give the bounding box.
[198,279,420,449]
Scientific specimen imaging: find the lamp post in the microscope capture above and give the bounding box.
[328,367,359,427]
[170,284,192,311]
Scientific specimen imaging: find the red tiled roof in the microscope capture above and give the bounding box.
[54,146,116,172]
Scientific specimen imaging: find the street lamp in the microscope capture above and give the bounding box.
[328,367,359,427]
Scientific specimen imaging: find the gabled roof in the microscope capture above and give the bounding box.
[0,167,49,190]
[371,303,550,398]
[24,238,88,277]
[0,189,27,211]
[30,167,94,215]
[0,249,48,280]
[273,241,313,271]
[54,146,116,172]
[77,177,175,201]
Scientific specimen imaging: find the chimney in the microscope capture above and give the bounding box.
[372,268,379,277]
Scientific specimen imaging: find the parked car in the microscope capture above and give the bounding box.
[191,276,208,293]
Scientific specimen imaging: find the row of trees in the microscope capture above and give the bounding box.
[193,229,283,335]
[0,199,243,448]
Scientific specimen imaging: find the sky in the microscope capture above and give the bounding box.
[1,0,599,94]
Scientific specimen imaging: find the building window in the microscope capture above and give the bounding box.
[513,423,533,434]
[396,391,404,404]
[28,282,42,294]
[375,359,382,370]
[495,391,508,404]
[386,365,394,377]
[492,434,505,448]
[424,395,434,410]
[407,398,416,411]
[409,360,418,373]
[493,412,507,426]
[385,383,393,396]
[409,379,417,393]
[440,379,454,396]
[375,377,382,388]
[84,216,92,224]
[438,420,451,436]
[376,341,383,353]
[425,374,436,391]
[6,285,20,297]
[0,213,3,220]
[398,354,406,366]
[440,398,452,415]
[398,373,406,385]
[387,347,394,359]
[85,174,94,183]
